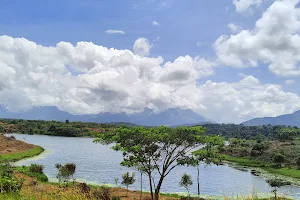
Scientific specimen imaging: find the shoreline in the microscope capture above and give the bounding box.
[223,155,300,185]
[0,133,45,162]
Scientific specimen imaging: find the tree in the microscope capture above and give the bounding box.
[266,179,287,199]
[95,126,221,200]
[187,135,224,198]
[179,173,193,199]
[55,163,76,187]
[121,172,135,196]
[273,153,285,168]
[65,119,70,124]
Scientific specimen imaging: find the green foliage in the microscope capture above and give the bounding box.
[14,165,48,182]
[273,153,285,167]
[266,179,290,199]
[28,164,44,174]
[112,196,121,200]
[179,173,193,196]
[0,161,23,194]
[55,163,76,187]
[121,172,135,191]
[202,124,300,140]
[0,146,44,162]
[95,126,223,200]
[275,128,299,141]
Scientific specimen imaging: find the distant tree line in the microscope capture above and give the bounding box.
[202,123,300,140]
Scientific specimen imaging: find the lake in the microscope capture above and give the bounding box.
[9,133,300,198]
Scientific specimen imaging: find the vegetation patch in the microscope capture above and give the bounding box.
[14,165,48,182]
[0,146,44,162]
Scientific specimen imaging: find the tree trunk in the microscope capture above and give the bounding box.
[148,173,154,200]
[140,172,143,200]
[154,175,165,200]
[197,165,200,198]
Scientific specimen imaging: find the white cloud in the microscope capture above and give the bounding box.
[133,37,153,57]
[233,0,265,14]
[215,0,300,77]
[285,79,296,85]
[0,35,299,123]
[152,21,160,26]
[227,23,241,33]
[105,29,126,35]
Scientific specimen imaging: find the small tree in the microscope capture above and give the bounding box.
[65,119,70,124]
[55,163,76,187]
[179,173,193,198]
[185,135,224,198]
[273,153,285,168]
[121,172,135,196]
[267,179,286,199]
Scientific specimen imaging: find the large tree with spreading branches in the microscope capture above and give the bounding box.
[94,126,223,200]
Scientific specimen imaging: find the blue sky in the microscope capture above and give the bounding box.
[0,0,299,122]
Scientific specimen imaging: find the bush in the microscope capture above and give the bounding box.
[0,177,23,193]
[0,162,23,194]
[92,186,111,200]
[112,197,121,200]
[29,164,44,174]
[78,182,90,194]
[250,150,261,157]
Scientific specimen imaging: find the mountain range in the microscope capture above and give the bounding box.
[242,110,300,127]
[0,106,212,127]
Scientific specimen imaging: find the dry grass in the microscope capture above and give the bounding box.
[0,134,35,154]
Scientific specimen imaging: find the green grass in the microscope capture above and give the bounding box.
[0,146,44,162]
[223,155,300,179]
[222,155,269,167]
[13,166,48,182]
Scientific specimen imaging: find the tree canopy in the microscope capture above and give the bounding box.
[94,125,224,200]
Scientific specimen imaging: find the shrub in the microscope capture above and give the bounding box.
[92,186,111,200]
[0,161,23,194]
[55,163,76,187]
[112,196,121,200]
[29,164,44,174]
[78,182,90,194]
[78,182,91,199]
[250,150,261,157]
[0,176,23,193]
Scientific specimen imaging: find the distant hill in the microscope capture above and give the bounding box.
[0,106,211,127]
[242,110,300,127]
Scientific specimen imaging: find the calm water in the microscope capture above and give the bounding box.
[9,133,300,198]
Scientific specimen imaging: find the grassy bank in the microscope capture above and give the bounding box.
[0,146,44,162]
[223,155,300,179]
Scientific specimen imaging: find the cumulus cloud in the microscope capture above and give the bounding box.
[227,23,241,33]
[0,35,299,123]
[233,0,265,14]
[133,37,153,57]
[105,29,126,35]
[152,21,160,26]
[215,0,300,77]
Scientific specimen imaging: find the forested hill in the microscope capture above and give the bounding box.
[202,123,300,140]
[242,110,300,127]
[1,119,299,140]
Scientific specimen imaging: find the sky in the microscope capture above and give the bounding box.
[0,0,299,123]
